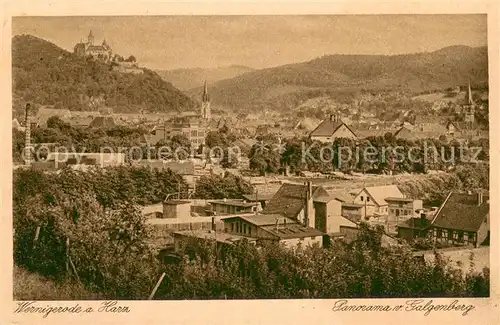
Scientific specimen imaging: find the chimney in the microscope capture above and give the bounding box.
[304,181,313,227]
[24,103,33,165]
[478,192,483,206]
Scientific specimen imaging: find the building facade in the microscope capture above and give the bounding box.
[429,192,489,248]
[309,115,357,142]
[222,214,324,248]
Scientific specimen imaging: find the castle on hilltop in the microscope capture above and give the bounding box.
[74,30,112,61]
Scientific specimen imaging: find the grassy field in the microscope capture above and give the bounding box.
[13,265,103,300]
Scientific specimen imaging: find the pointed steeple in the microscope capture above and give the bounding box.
[468,80,473,105]
[202,79,209,102]
[88,30,94,45]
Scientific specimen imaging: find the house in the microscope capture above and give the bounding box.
[386,197,423,225]
[338,225,401,248]
[263,182,327,228]
[429,192,489,247]
[263,182,356,234]
[445,120,462,136]
[172,229,256,253]
[208,199,260,215]
[394,121,448,140]
[313,194,358,234]
[309,115,357,142]
[221,214,324,248]
[397,214,433,242]
[163,200,192,219]
[353,185,404,218]
[341,203,364,223]
[89,116,116,128]
[148,117,207,149]
[241,192,276,209]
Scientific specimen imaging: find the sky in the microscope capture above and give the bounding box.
[12,15,487,70]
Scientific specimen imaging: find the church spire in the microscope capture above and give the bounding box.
[202,79,209,102]
[468,80,473,105]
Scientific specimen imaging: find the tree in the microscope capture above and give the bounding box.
[193,173,254,199]
[125,55,136,63]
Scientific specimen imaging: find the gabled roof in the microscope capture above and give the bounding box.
[431,192,489,232]
[89,116,115,128]
[310,118,357,138]
[358,185,403,206]
[262,183,329,218]
[445,120,462,131]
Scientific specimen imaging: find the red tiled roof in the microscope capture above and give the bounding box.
[431,192,489,232]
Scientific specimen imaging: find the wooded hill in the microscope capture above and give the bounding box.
[156,65,254,90]
[12,34,197,113]
[190,45,488,112]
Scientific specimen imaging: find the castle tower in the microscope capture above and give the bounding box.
[24,103,33,165]
[88,30,94,45]
[201,79,211,120]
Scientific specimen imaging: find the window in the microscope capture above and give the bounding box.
[436,229,442,238]
[191,130,197,137]
[231,223,234,232]
[243,224,247,234]
[396,209,400,217]
[458,231,464,243]
[468,232,475,242]
[360,196,364,201]
[448,230,453,240]
[248,226,252,236]
[236,223,239,233]
[367,197,370,202]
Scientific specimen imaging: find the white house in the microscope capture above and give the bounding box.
[309,115,357,142]
[353,185,404,218]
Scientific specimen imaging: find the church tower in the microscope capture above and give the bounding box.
[464,81,475,128]
[201,79,211,120]
[87,30,94,45]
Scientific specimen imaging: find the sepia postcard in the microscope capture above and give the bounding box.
[1,1,499,324]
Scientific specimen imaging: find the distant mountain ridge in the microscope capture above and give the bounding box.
[190,45,488,113]
[12,34,197,114]
[156,65,255,90]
